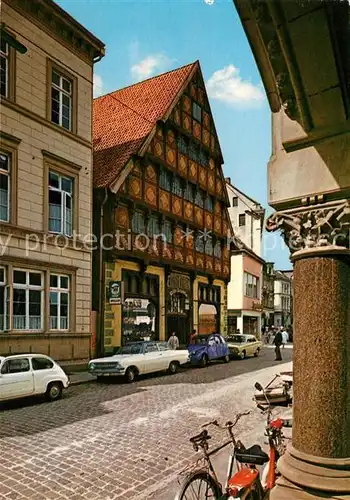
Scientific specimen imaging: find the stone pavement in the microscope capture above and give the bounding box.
[0,349,292,500]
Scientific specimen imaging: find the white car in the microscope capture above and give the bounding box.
[0,354,69,402]
[89,341,189,382]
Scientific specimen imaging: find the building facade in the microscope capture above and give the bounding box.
[226,180,265,337]
[262,261,275,329]
[92,62,231,353]
[0,0,104,363]
[274,270,292,328]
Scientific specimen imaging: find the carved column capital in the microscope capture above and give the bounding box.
[266,199,350,254]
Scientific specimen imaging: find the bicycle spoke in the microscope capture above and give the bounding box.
[182,477,217,500]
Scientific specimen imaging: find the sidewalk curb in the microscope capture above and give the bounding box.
[68,375,97,386]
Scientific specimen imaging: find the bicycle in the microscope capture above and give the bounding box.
[174,411,252,500]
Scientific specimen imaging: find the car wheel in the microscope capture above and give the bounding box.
[46,382,63,401]
[125,367,137,383]
[168,361,178,374]
[254,348,260,357]
[223,354,230,363]
[240,350,246,360]
[199,355,208,367]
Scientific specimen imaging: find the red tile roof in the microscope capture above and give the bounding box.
[93,61,198,189]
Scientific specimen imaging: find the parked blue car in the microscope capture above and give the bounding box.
[188,333,230,367]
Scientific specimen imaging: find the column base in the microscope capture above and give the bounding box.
[270,446,350,500]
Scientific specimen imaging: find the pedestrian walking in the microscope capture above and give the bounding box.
[189,329,197,345]
[274,329,283,361]
[281,327,288,348]
[168,332,179,350]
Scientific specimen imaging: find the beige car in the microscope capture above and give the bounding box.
[226,334,263,360]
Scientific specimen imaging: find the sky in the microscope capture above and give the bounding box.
[57,0,291,269]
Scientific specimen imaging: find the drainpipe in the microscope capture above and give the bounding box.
[97,188,108,357]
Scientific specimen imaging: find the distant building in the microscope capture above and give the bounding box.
[226,180,265,337]
[262,262,275,329]
[274,270,293,328]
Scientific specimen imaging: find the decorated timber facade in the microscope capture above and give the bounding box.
[92,62,232,353]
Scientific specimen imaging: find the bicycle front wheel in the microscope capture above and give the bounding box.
[174,471,222,500]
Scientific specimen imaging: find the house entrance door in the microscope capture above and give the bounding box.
[167,314,189,346]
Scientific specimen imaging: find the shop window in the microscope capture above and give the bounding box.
[122,298,157,343]
[198,303,217,335]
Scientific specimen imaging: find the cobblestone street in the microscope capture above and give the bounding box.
[0,347,292,500]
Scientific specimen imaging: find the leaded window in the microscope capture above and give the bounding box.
[132,211,145,234]
[159,169,171,191]
[172,176,183,197]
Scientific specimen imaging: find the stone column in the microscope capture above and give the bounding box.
[267,200,350,500]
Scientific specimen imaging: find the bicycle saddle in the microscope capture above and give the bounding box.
[235,444,269,466]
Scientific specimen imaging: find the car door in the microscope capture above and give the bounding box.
[0,358,34,400]
[207,336,218,360]
[31,356,55,395]
[157,342,173,370]
[247,337,255,356]
[143,342,163,373]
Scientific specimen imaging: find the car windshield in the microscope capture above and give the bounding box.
[117,343,143,355]
[195,336,209,345]
[227,335,245,343]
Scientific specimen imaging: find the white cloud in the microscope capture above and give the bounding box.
[93,74,103,98]
[131,54,172,82]
[206,65,265,107]
[204,0,215,4]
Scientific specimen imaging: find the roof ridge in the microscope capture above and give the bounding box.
[94,60,198,101]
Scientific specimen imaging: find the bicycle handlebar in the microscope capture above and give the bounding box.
[201,411,251,430]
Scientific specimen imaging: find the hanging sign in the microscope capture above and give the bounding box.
[108,281,123,305]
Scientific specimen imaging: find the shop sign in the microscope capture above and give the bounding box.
[252,301,263,312]
[108,281,123,305]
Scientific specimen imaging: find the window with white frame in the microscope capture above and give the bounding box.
[49,171,73,236]
[49,274,69,330]
[0,152,10,222]
[51,69,73,130]
[13,270,43,330]
[0,39,9,98]
[0,267,6,332]
[244,272,259,299]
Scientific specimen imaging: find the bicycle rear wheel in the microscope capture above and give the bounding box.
[175,471,222,500]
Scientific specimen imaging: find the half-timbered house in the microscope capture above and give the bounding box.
[92,61,232,353]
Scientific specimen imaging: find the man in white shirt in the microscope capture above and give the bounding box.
[281,327,289,348]
[168,332,179,350]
